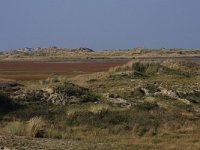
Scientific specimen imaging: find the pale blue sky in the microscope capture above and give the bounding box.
[0,0,200,50]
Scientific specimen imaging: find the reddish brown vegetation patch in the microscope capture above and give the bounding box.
[0,61,128,80]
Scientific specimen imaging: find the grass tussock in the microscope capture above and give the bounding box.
[26,116,46,138]
[109,60,198,78]
[3,117,46,138]
[109,61,166,76]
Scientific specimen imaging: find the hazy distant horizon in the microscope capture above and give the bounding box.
[1,46,200,52]
[1,0,200,51]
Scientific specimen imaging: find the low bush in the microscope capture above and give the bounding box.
[52,82,98,102]
[0,93,21,116]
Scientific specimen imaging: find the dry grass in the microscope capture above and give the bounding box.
[162,59,200,73]
[66,108,82,116]
[3,121,25,136]
[26,117,46,138]
[3,117,46,138]
[88,103,110,114]
[109,61,134,73]
[108,60,200,79]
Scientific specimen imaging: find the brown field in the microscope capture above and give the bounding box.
[0,61,128,80]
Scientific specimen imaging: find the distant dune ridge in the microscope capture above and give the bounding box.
[0,47,200,61]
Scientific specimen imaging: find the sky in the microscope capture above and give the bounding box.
[0,0,200,51]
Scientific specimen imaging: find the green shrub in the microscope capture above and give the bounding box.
[66,110,130,127]
[135,102,159,111]
[0,93,21,115]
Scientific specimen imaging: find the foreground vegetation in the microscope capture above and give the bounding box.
[0,60,200,149]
